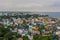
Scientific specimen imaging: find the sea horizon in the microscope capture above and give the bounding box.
[0,11,60,18]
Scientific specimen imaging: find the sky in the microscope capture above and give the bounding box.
[0,0,60,12]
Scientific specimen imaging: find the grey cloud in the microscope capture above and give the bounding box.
[51,2,60,7]
[0,0,60,12]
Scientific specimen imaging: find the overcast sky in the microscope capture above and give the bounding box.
[0,0,60,12]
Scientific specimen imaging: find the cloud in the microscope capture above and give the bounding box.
[0,0,60,12]
[51,1,60,7]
